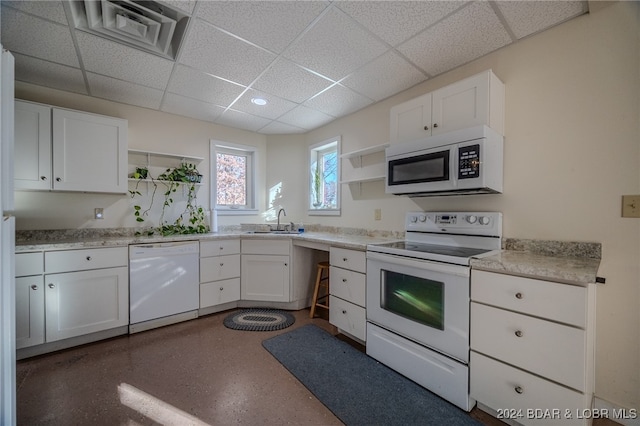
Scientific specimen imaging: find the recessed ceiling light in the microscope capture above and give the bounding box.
[251,97,268,106]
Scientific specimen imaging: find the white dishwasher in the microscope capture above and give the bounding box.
[129,241,199,333]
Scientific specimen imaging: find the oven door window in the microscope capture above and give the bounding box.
[381,270,444,330]
[387,149,449,186]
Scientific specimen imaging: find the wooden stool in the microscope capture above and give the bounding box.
[309,261,330,318]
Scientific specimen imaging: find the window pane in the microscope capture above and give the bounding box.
[216,152,246,206]
[321,151,337,208]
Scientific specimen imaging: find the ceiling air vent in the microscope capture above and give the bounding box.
[66,0,189,60]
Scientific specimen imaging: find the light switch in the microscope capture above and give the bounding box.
[622,195,640,218]
[374,208,382,221]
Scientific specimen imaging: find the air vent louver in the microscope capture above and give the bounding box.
[67,0,188,60]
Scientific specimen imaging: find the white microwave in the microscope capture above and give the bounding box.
[385,125,503,197]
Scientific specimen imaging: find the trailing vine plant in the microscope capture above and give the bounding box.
[129,163,209,236]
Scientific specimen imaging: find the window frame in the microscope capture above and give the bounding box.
[308,136,341,216]
[210,140,258,215]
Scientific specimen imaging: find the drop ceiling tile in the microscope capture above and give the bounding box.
[0,6,79,67]
[76,32,174,90]
[277,105,334,130]
[259,121,306,135]
[2,1,69,26]
[86,73,164,109]
[166,65,245,107]
[251,59,334,104]
[495,1,588,40]
[232,89,298,120]
[161,93,225,123]
[215,109,273,133]
[304,85,373,118]
[283,6,388,81]
[342,50,426,101]
[196,1,329,53]
[160,0,197,15]
[178,18,276,86]
[398,2,512,76]
[336,1,465,47]
[13,53,87,95]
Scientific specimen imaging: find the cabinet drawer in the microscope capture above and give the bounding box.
[200,278,240,308]
[200,254,240,282]
[16,252,44,276]
[45,247,128,273]
[471,352,589,426]
[471,303,586,391]
[471,270,586,327]
[329,295,366,341]
[329,266,365,307]
[330,247,366,273]
[241,239,290,255]
[200,239,240,257]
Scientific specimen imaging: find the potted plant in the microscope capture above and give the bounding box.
[131,166,148,180]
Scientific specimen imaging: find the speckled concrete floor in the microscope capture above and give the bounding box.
[18,308,610,426]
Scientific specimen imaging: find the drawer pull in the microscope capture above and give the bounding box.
[48,283,55,289]
[55,177,62,182]
[342,278,347,283]
[343,257,348,262]
[515,292,523,299]
[30,285,38,290]
[86,256,92,261]
[515,330,523,338]
[342,310,347,314]
[220,263,224,267]
[515,386,524,394]
[220,287,224,291]
[40,176,47,181]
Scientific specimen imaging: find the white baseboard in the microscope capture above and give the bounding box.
[594,397,639,426]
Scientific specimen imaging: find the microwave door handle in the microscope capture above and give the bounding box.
[451,146,458,188]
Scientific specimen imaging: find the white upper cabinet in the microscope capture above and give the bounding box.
[14,101,51,190]
[390,70,505,145]
[15,100,128,194]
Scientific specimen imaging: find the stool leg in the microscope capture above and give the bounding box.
[309,266,323,318]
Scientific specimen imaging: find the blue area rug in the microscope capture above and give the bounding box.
[262,324,481,426]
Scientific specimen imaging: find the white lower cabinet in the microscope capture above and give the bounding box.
[329,247,366,341]
[45,267,128,342]
[15,247,129,353]
[241,239,291,303]
[470,270,595,425]
[200,240,241,309]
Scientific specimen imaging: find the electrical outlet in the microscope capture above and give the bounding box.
[95,208,104,220]
[622,195,640,218]
[374,208,382,221]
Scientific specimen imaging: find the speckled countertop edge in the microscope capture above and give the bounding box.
[471,238,602,286]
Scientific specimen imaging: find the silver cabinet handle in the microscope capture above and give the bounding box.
[30,285,38,290]
[515,330,523,337]
[342,278,347,282]
[423,125,429,130]
[86,256,92,261]
[515,386,523,394]
[515,292,523,299]
[433,123,438,128]
[342,257,348,262]
[55,177,61,182]
[284,262,288,267]
[48,283,55,289]
[342,310,347,314]
[40,176,47,181]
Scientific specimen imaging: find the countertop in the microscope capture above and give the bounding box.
[470,238,602,286]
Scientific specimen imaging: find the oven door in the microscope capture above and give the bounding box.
[366,251,470,363]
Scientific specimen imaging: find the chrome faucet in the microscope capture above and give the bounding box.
[277,208,286,231]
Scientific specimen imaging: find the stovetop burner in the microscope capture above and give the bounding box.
[373,241,492,258]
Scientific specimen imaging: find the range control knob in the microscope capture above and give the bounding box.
[410,216,418,223]
[479,216,491,225]
[466,215,478,224]
[418,215,427,222]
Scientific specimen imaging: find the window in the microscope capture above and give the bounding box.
[309,137,340,215]
[211,141,257,214]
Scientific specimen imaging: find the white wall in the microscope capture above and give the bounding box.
[284,1,639,411]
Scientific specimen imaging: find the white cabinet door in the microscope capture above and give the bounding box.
[431,72,490,136]
[45,267,128,342]
[15,276,45,349]
[389,92,432,145]
[52,108,127,193]
[14,101,51,190]
[241,254,290,302]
